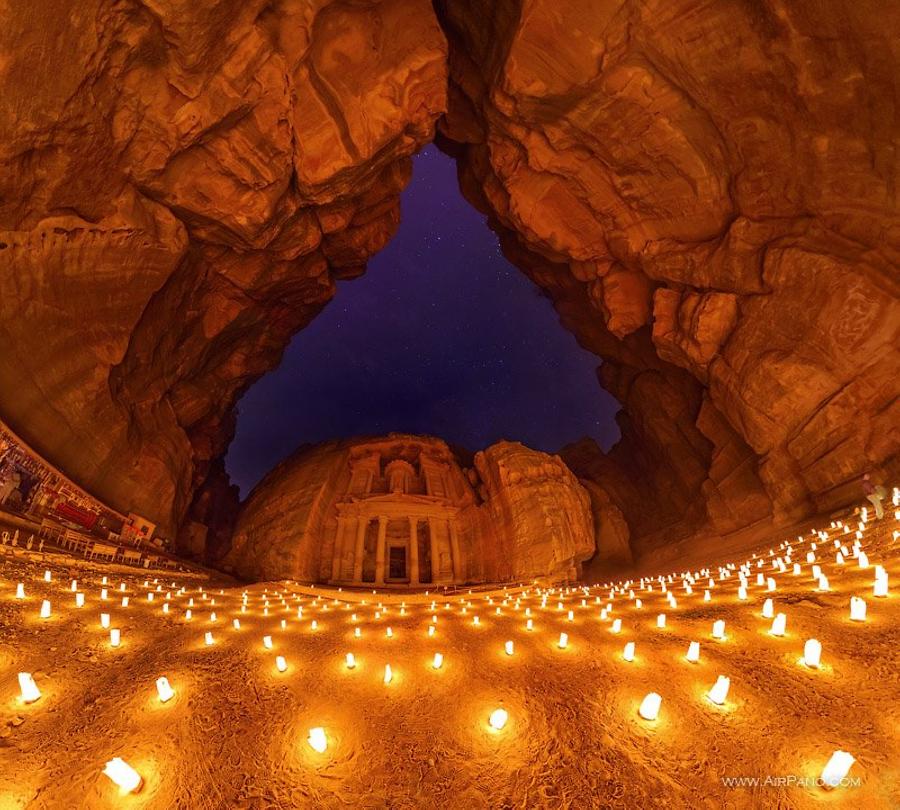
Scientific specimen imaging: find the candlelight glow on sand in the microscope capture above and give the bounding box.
[0,500,897,806]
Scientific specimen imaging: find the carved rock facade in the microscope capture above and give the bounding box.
[223,435,594,584]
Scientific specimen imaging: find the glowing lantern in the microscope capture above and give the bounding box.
[770,613,787,636]
[156,676,175,703]
[558,632,568,649]
[737,586,747,600]
[185,610,192,621]
[712,620,726,640]
[623,641,635,662]
[110,628,121,647]
[384,664,393,684]
[686,641,700,663]
[15,583,25,599]
[849,597,866,622]
[355,627,362,638]
[209,612,216,623]
[568,610,575,621]
[767,578,776,591]
[100,613,110,628]
[18,672,41,704]
[874,571,888,598]
[707,675,730,705]
[263,635,273,649]
[817,575,830,592]
[762,598,774,619]
[820,750,855,789]
[489,708,508,730]
[427,625,435,637]
[703,590,711,602]
[346,652,356,669]
[803,638,822,668]
[611,618,622,633]
[204,631,213,646]
[75,593,85,608]
[433,653,443,669]
[657,614,666,629]
[526,619,533,631]
[71,580,78,591]
[162,603,169,614]
[505,641,514,656]
[276,656,287,673]
[858,552,869,569]
[638,692,662,721]
[103,758,143,794]
[311,620,318,631]
[40,600,51,619]
[43,570,51,583]
[307,727,328,754]
[232,618,240,630]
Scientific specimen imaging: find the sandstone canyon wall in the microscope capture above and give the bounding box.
[0,0,898,575]
[223,434,594,584]
[0,0,447,541]
[435,0,900,568]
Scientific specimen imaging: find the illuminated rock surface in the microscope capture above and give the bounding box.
[0,0,897,571]
[0,0,447,540]
[437,0,900,561]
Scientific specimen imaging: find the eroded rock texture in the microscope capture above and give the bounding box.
[436,0,900,567]
[0,0,447,539]
[224,435,594,584]
[1,0,898,573]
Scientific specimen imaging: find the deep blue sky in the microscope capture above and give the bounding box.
[225,146,620,496]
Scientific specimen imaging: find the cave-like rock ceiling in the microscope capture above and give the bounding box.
[0,0,897,573]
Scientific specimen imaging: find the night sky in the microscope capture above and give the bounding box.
[225,146,621,496]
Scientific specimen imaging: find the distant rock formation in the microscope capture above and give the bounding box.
[223,434,595,584]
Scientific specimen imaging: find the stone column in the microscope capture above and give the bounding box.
[408,516,419,585]
[448,520,462,582]
[375,516,387,585]
[331,518,345,582]
[428,517,440,581]
[352,517,367,583]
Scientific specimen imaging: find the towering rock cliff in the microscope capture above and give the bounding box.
[0,0,447,539]
[0,0,897,571]
[435,0,900,562]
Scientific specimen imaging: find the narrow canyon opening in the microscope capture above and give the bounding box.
[0,0,897,805]
[224,144,621,499]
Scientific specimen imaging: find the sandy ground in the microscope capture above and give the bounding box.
[0,503,898,809]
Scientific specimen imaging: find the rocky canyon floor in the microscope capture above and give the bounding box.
[0,504,898,809]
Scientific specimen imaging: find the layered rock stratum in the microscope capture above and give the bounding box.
[0,0,446,548]
[1,0,898,575]
[436,0,900,566]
